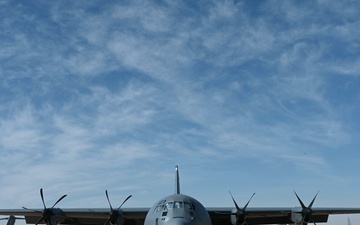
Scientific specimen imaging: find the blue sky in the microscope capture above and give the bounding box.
[1,0,360,224]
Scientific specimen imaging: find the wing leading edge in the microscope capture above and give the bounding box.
[1,207,360,225]
[0,208,149,225]
[207,207,360,225]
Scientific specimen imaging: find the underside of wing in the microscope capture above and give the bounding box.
[206,207,360,225]
[0,208,149,225]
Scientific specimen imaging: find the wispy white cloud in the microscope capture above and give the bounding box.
[0,2,360,222]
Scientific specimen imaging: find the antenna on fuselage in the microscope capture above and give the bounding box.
[175,165,180,194]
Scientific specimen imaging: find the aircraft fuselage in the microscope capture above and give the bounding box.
[144,193,211,225]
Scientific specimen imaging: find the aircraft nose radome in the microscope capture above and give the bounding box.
[166,218,193,225]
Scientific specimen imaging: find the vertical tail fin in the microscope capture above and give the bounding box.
[175,165,180,194]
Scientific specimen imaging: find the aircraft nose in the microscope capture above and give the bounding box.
[166,218,193,225]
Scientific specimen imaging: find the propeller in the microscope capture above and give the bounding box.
[0,216,24,220]
[0,215,25,225]
[294,191,319,225]
[22,188,67,225]
[229,191,256,225]
[104,190,132,225]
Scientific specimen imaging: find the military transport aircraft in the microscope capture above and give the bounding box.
[0,166,360,225]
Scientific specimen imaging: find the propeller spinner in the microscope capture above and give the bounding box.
[104,190,132,225]
[229,192,255,225]
[22,188,67,225]
[293,191,319,225]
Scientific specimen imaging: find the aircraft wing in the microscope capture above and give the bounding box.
[0,208,149,225]
[207,207,360,225]
[2,207,360,225]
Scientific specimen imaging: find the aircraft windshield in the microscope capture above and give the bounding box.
[154,200,194,213]
[166,201,182,209]
[165,201,193,210]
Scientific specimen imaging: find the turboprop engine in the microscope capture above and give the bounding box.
[290,191,319,225]
[229,192,255,225]
[103,190,132,225]
[22,188,67,225]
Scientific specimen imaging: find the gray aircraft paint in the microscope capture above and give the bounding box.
[144,166,211,225]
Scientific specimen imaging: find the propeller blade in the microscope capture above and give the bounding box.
[294,191,320,225]
[229,191,240,210]
[308,191,319,208]
[106,190,132,211]
[117,195,132,211]
[229,191,255,212]
[35,216,44,225]
[243,193,255,211]
[104,218,111,225]
[51,194,67,209]
[24,188,67,225]
[104,191,132,225]
[294,191,307,209]
[229,191,255,225]
[22,207,43,214]
[106,190,114,211]
[40,188,46,209]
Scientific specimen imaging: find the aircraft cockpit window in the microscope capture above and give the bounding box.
[159,201,194,213]
[184,202,192,210]
[165,201,185,209]
[165,202,174,209]
[174,202,183,208]
[154,204,164,213]
[153,200,166,213]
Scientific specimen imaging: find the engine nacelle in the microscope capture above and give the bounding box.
[230,208,246,225]
[290,207,303,224]
[230,208,238,225]
[41,208,67,225]
[109,210,126,225]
